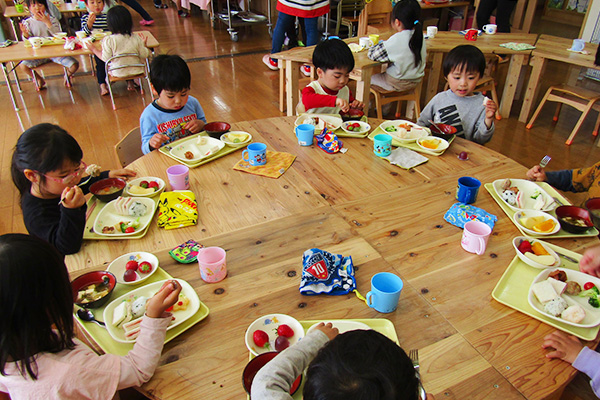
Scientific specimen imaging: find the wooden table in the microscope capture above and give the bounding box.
[425,31,538,119]
[71,116,600,400]
[4,3,88,41]
[0,30,159,111]
[419,0,470,31]
[518,34,600,123]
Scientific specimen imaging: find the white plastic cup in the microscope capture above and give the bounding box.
[166,165,190,190]
[426,26,438,38]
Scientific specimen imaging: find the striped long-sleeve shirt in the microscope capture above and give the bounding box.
[81,12,108,34]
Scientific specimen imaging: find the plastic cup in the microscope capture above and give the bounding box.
[242,142,267,166]
[482,24,497,34]
[359,37,371,48]
[366,272,403,313]
[198,247,227,283]
[368,34,379,46]
[373,134,392,157]
[75,30,87,39]
[456,176,481,204]
[571,39,585,52]
[295,124,314,146]
[166,165,190,190]
[461,220,492,255]
[426,26,437,38]
[15,3,25,12]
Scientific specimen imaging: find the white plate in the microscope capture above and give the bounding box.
[169,136,225,162]
[416,136,449,152]
[103,279,200,343]
[340,121,371,135]
[513,210,561,236]
[306,320,370,336]
[512,236,560,269]
[125,177,165,197]
[294,114,343,132]
[528,269,600,328]
[245,314,305,356]
[492,179,555,212]
[106,251,159,285]
[93,197,156,237]
[220,131,252,147]
[378,120,430,143]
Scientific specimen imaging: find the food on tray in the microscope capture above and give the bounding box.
[226,132,249,143]
[185,151,194,159]
[547,277,567,295]
[517,213,557,233]
[111,292,171,340]
[103,219,140,235]
[544,297,568,317]
[253,329,270,348]
[85,164,101,177]
[562,216,589,227]
[275,336,290,352]
[344,122,362,132]
[129,180,159,195]
[277,324,294,338]
[96,186,122,195]
[548,269,567,282]
[114,197,148,217]
[499,179,550,210]
[565,281,582,295]
[525,253,555,266]
[123,317,143,340]
[516,238,555,266]
[126,260,139,271]
[420,138,441,150]
[532,280,559,304]
[131,296,148,318]
[303,116,320,126]
[123,269,137,282]
[385,123,428,140]
[138,261,152,274]
[102,226,115,234]
[112,301,132,326]
[562,304,586,324]
[75,279,111,304]
[579,284,600,308]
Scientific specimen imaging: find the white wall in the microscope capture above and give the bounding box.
[581,0,599,42]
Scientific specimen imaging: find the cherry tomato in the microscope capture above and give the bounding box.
[124,227,135,233]
[584,282,596,291]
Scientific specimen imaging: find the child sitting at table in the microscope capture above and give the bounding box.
[84,5,151,93]
[297,38,365,115]
[0,233,182,399]
[19,0,79,90]
[11,123,135,255]
[527,161,600,200]
[140,54,206,154]
[417,45,497,145]
[81,0,110,95]
[251,322,435,400]
[367,0,426,119]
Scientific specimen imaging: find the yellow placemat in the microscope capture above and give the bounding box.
[157,190,198,230]
[233,150,296,178]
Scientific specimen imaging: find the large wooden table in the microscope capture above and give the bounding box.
[518,34,600,123]
[71,116,600,400]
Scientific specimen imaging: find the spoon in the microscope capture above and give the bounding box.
[58,175,94,205]
[76,308,106,328]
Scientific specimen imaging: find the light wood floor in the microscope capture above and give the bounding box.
[1,3,599,399]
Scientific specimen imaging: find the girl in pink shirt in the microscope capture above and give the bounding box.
[0,234,181,400]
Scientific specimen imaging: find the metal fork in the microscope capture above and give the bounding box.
[539,155,551,168]
[409,349,427,400]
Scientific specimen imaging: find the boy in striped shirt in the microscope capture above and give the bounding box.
[81,0,109,95]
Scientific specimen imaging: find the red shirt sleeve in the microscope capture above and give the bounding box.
[349,89,355,104]
[302,85,336,111]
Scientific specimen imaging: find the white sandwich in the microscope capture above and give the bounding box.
[532,280,558,304]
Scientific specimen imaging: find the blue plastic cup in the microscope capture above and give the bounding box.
[373,134,392,157]
[456,176,481,204]
[242,142,267,166]
[366,272,403,313]
[295,124,315,146]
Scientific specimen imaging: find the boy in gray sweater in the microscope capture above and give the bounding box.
[417,45,497,145]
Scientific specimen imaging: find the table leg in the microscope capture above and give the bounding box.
[426,52,444,103]
[355,67,372,109]
[9,17,20,42]
[460,5,468,30]
[518,55,546,123]
[2,62,20,111]
[285,60,300,117]
[498,54,525,118]
[279,60,285,113]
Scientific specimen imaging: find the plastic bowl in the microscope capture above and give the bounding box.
[125,177,165,197]
[341,120,371,135]
[340,109,364,122]
[555,206,594,234]
[220,131,252,147]
[512,236,560,269]
[89,178,126,202]
[242,352,302,395]
[429,122,457,138]
[204,121,231,139]
[513,210,561,236]
[585,198,600,230]
[106,251,159,285]
[71,271,117,308]
[416,136,449,152]
[245,314,304,356]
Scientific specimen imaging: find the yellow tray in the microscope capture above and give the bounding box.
[24,37,66,47]
[159,132,246,168]
[75,268,210,356]
[492,242,598,340]
[246,318,398,399]
[484,182,599,238]
[367,126,454,156]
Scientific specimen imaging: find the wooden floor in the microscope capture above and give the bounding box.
[0,3,599,399]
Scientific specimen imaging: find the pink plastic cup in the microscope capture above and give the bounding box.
[167,165,190,190]
[198,247,227,283]
[461,220,492,255]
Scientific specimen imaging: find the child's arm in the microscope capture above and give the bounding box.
[483,98,497,130]
[348,90,364,110]
[184,98,206,133]
[109,168,137,180]
[472,105,495,145]
[140,113,167,154]
[526,165,547,182]
[19,20,31,39]
[81,13,93,34]
[301,86,338,112]
[580,245,600,278]
[84,40,103,58]
[367,41,391,62]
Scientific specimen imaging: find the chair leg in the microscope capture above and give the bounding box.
[553,103,562,123]
[374,92,382,119]
[565,102,595,145]
[107,81,117,110]
[279,64,285,113]
[526,87,553,130]
[139,78,144,95]
[490,84,501,120]
[593,109,600,137]
[63,67,72,88]
[395,100,402,119]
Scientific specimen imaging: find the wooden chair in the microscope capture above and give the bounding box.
[334,0,365,37]
[357,0,392,37]
[105,53,152,110]
[115,127,143,167]
[526,84,600,145]
[370,80,422,120]
[278,60,315,113]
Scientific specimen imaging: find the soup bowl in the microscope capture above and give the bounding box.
[90,178,126,202]
[71,271,117,308]
[585,198,600,231]
[242,352,302,395]
[555,206,594,234]
[204,121,231,139]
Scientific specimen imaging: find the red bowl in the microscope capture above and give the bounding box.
[555,206,593,234]
[89,178,126,202]
[71,271,117,308]
[430,123,457,138]
[204,121,231,139]
[340,109,364,122]
[585,198,600,230]
[242,352,302,395]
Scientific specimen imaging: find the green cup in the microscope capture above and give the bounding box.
[15,3,25,12]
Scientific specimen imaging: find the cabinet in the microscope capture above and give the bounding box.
[543,0,588,26]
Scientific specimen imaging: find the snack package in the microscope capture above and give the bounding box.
[443,202,497,230]
[316,129,343,154]
[169,240,203,263]
[157,191,198,230]
[300,248,356,295]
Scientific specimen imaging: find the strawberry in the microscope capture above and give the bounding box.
[139,261,152,274]
[140,180,149,188]
[517,240,532,254]
[352,123,360,128]
[253,330,270,348]
[148,181,159,191]
[125,260,139,270]
[277,324,294,338]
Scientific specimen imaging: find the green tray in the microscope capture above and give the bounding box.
[75,268,209,356]
[492,242,598,340]
[368,125,455,156]
[159,132,246,168]
[484,182,599,239]
[296,113,371,138]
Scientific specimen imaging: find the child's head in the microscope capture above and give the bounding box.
[85,0,105,14]
[11,123,84,198]
[312,39,354,92]
[150,54,191,111]
[25,0,48,12]
[443,45,486,97]
[391,0,423,67]
[0,234,75,380]
[303,330,419,400]
[107,5,132,35]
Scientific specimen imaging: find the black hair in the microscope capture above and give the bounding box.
[150,54,191,94]
[312,39,355,73]
[11,123,83,198]
[443,45,486,77]
[303,330,419,400]
[107,5,132,35]
[0,234,75,380]
[392,0,423,68]
[24,0,49,9]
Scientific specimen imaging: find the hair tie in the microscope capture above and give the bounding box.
[414,20,419,25]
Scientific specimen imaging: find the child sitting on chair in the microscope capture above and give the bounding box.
[526,161,600,200]
[19,0,79,90]
[81,0,110,95]
[417,45,497,145]
[297,39,364,115]
[139,54,206,154]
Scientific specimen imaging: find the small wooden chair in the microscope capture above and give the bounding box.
[334,0,365,37]
[115,127,143,167]
[526,84,600,145]
[105,53,152,110]
[369,80,422,120]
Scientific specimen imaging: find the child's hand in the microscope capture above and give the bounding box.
[541,331,584,364]
[313,322,339,340]
[149,133,169,150]
[350,99,364,110]
[526,165,547,182]
[87,12,96,27]
[185,119,205,134]
[60,186,85,209]
[145,280,182,318]
[336,98,350,113]
[579,245,600,278]
[485,98,497,119]
[109,168,136,180]
[19,22,30,38]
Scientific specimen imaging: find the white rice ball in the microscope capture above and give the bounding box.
[561,304,586,324]
[129,201,147,217]
[131,296,148,318]
[544,297,568,317]
[501,189,517,206]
